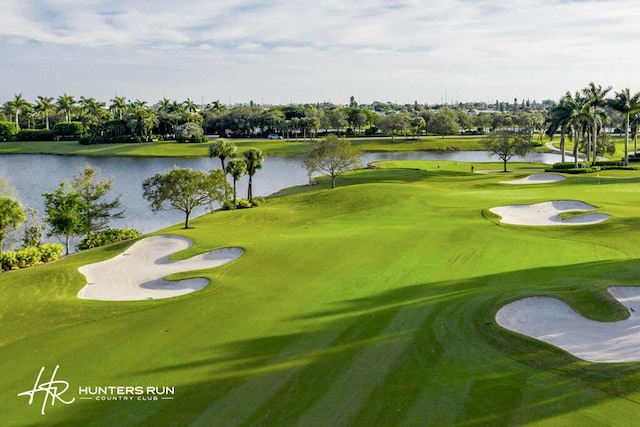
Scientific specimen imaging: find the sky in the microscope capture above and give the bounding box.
[2,0,640,106]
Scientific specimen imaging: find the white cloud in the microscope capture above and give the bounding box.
[2,0,640,104]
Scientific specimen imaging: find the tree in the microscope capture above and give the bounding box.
[243,148,264,203]
[6,93,30,129]
[57,93,76,122]
[43,183,84,255]
[35,96,55,130]
[22,207,43,247]
[0,196,25,255]
[410,116,426,139]
[109,96,128,120]
[483,130,533,172]
[225,159,247,207]
[0,121,18,141]
[304,135,361,188]
[175,122,205,143]
[71,166,123,237]
[429,108,459,137]
[583,82,612,163]
[142,168,229,229]
[208,140,237,170]
[545,98,572,163]
[608,88,640,165]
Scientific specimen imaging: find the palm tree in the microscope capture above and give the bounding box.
[582,82,612,163]
[631,113,640,157]
[608,88,640,165]
[564,91,590,167]
[225,159,247,207]
[57,93,76,122]
[6,93,30,129]
[79,97,107,128]
[109,96,127,120]
[35,96,55,129]
[243,148,264,204]
[545,99,571,163]
[208,140,236,171]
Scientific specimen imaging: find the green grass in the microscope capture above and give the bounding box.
[3,161,640,425]
[0,136,488,157]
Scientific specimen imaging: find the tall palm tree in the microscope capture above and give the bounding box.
[208,140,236,171]
[564,91,590,167]
[243,148,264,204]
[109,96,127,120]
[544,99,571,163]
[35,96,55,129]
[608,88,640,165]
[582,82,612,163]
[79,96,107,128]
[631,113,640,157]
[56,93,76,122]
[225,159,247,207]
[6,93,30,129]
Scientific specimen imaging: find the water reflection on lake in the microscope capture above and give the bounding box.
[0,150,568,241]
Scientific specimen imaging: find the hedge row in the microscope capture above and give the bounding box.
[78,228,141,250]
[16,129,55,141]
[1,243,64,272]
[79,135,151,145]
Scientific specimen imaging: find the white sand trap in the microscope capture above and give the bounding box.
[502,173,566,185]
[489,200,609,226]
[496,287,640,363]
[78,235,243,301]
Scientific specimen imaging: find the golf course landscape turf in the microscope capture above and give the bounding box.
[3,159,640,425]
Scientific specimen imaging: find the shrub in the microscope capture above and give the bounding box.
[0,251,18,271]
[16,129,55,141]
[550,162,591,170]
[38,243,64,262]
[78,228,141,250]
[545,166,601,174]
[0,243,64,272]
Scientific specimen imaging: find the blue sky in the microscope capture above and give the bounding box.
[1,0,640,105]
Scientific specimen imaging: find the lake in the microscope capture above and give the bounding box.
[0,150,568,248]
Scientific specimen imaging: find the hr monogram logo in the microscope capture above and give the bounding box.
[17,365,75,415]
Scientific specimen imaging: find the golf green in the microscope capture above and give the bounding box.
[2,161,640,426]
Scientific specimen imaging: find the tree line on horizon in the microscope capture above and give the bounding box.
[0,92,551,142]
[1,84,639,163]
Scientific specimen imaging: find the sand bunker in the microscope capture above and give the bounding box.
[502,173,566,185]
[78,235,243,301]
[489,200,609,226]
[496,287,640,363]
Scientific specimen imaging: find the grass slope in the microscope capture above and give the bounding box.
[2,162,640,425]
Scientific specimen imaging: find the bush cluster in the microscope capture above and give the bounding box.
[222,197,264,210]
[78,228,141,250]
[16,129,55,141]
[0,243,64,271]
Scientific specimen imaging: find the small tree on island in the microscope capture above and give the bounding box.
[482,129,533,172]
[142,168,230,229]
[304,135,361,188]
